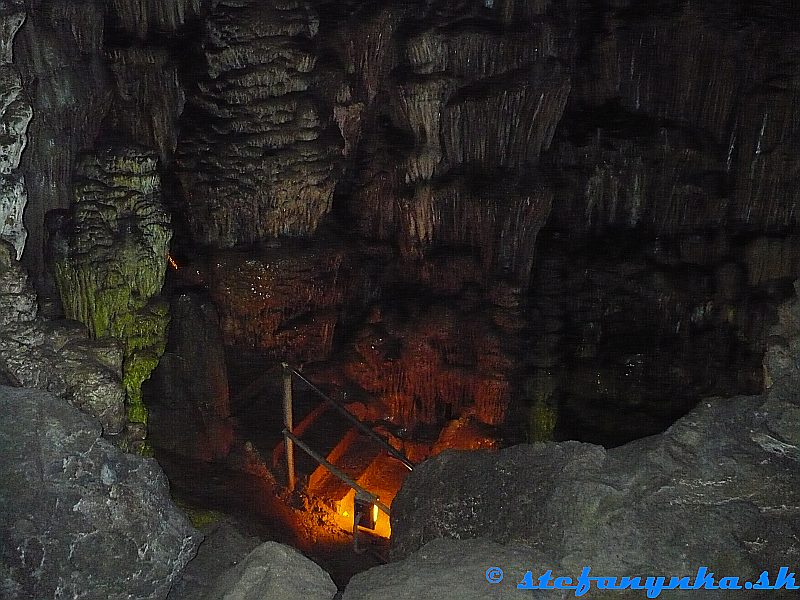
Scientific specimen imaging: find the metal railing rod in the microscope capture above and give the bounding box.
[288,367,415,471]
[283,429,392,516]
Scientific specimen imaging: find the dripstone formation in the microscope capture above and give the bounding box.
[0,0,30,259]
[175,0,342,247]
[51,145,172,447]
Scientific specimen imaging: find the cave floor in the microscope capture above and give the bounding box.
[156,448,388,587]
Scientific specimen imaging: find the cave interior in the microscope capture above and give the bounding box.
[2,0,799,586]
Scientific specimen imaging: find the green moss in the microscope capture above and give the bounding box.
[173,498,225,529]
[529,399,558,443]
[53,171,171,446]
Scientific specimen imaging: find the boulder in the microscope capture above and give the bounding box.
[167,520,261,600]
[343,538,558,600]
[390,393,800,581]
[377,291,800,598]
[201,541,337,600]
[0,386,201,599]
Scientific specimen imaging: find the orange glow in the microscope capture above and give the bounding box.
[167,254,179,270]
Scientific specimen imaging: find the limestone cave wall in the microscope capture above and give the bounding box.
[6,0,800,448]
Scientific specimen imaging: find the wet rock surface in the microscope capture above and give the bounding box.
[0,385,201,600]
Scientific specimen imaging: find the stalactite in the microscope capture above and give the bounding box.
[106,46,186,164]
[106,0,202,39]
[442,62,570,168]
[406,23,555,82]
[339,4,408,104]
[398,179,552,285]
[176,1,342,247]
[394,77,454,183]
[733,70,800,228]
[473,376,509,426]
[556,129,729,236]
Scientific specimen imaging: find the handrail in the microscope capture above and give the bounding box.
[284,429,392,516]
[286,365,415,471]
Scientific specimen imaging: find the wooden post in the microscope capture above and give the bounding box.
[282,363,296,492]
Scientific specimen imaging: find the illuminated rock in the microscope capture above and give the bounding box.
[344,304,515,430]
[198,244,350,362]
[0,64,31,176]
[0,2,30,260]
[0,173,26,259]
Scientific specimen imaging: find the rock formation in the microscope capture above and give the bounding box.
[51,145,172,447]
[147,292,234,461]
[14,0,111,274]
[0,0,30,260]
[189,242,355,362]
[198,542,337,600]
[0,385,201,600]
[175,0,342,247]
[0,235,127,434]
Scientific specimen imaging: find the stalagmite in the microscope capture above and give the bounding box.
[51,145,172,449]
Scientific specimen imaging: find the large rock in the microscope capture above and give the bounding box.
[390,393,800,577]
[201,541,337,600]
[0,386,201,600]
[167,520,261,600]
[344,538,559,600]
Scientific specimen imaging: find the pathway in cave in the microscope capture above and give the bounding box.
[150,347,395,586]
